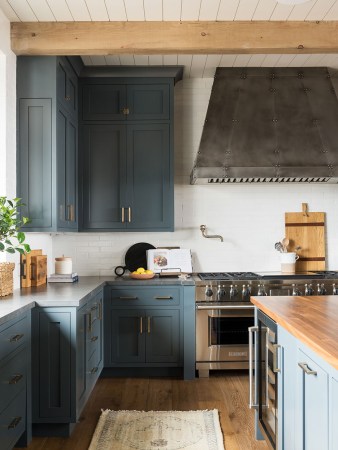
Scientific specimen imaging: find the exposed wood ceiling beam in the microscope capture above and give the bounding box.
[11,21,338,56]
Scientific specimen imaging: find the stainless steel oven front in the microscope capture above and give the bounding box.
[196,304,255,377]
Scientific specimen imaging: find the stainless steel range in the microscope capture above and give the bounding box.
[195,270,338,377]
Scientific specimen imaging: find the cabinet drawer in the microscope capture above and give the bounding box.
[0,389,26,450]
[109,287,180,307]
[0,348,27,414]
[0,316,28,362]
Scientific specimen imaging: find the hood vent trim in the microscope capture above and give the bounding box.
[191,67,338,184]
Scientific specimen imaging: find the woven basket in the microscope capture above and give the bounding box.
[0,262,15,297]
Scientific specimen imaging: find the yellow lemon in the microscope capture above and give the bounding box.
[136,267,145,273]
[145,269,153,274]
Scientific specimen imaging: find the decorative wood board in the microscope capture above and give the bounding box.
[30,255,47,286]
[285,212,325,272]
[20,249,42,288]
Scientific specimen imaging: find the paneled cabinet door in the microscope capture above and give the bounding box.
[81,124,127,230]
[82,84,126,121]
[126,123,173,230]
[145,309,180,363]
[296,348,329,450]
[18,99,53,229]
[57,57,78,117]
[57,107,78,229]
[109,310,145,364]
[127,84,170,120]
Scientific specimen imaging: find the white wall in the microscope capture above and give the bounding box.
[52,78,338,275]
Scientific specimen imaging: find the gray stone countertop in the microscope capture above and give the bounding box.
[0,275,195,325]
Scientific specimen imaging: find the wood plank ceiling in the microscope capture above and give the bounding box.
[2,0,338,77]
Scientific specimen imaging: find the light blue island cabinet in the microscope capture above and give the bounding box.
[251,295,338,450]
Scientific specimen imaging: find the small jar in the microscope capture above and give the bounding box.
[55,256,72,275]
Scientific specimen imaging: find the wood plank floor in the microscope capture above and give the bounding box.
[18,371,268,450]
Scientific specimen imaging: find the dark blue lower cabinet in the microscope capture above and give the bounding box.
[32,290,103,436]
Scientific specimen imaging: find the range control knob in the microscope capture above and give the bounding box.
[257,284,267,296]
[317,283,326,295]
[333,283,338,295]
[292,284,301,296]
[304,283,314,295]
[242,284,251,300]
[205,286,213,297]
[229,284,238,299]
[217,285,226,300]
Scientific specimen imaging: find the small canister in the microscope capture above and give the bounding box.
[55,256,72,275]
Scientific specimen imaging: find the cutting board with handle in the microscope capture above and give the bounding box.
[285,204,325,272]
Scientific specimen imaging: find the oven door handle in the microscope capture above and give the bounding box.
[249,326,259,409]
[196,304,255,310]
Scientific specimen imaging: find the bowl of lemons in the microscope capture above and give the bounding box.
[130,267,155,279]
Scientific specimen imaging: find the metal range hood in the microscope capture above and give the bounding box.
[190,67,338,184]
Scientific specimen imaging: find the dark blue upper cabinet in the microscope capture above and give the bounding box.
[79,76,175,232]
[17,56,79,232]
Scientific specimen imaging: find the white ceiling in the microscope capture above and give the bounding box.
[2,0,338,77]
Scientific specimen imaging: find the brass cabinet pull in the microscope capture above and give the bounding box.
[65,95,71,101]
[86,313,92,332]
[154,296,173,300]
[140,316,143,334]
[298,362,317,376]
[8,417,22,429]
[10,334,24,343]
[272,344,282,373]
[121,207,125,223]
[91,336,98,342]
[122,107,130,115]
[9,374,23,385]
[128,207,131,223]
[90,367,98,374]
[118,296,138,300]
[147,316,151,334]
[98,301,102,320]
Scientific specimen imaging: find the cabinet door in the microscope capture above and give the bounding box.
[145,309,180,363]
[81,124,127,229]
[37,311,72,419]
[82,84,126,120]
[127,84,170,120]
[57,57,77,117]
[76,304,88,415]
[108,310,145,364]
[126,123,173,230]
[296,348,329,450]
[18,99,53,229]
[57,107,78,229]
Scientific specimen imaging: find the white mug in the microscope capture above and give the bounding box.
[280,252,299,273]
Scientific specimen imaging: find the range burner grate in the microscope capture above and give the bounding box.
[198,272,260,281]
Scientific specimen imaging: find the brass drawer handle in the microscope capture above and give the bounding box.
[91,336,98,342]
[121,207,125,223]
[154,296,173,300]
[140,316,143,334]
[128,207,131,223]
[8,416,22,429]
[148,316,151,334]
[10,334,24,343]
[9,374,23,385]
[86,313,92,332]
[90,367,98,374]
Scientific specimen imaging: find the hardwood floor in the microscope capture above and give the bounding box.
[18,371,268,450]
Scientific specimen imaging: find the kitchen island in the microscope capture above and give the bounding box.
[251,295,338,450]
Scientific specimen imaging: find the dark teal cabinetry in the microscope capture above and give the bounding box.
[79,78,174,231]
[17,56,79,231]
[104,285,195,379]
[32,290,103,436]
[81,123,171,230]
[0,312,31,450]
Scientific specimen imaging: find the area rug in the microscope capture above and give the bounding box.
[88,409,225,450]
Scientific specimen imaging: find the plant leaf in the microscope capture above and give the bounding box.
[17,232,25,243]
[16,247,25,255]
[23,244,31,253]
[0,242,4,251]
[6,247,15,254]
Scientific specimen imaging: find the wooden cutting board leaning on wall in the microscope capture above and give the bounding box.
[20,250,47,287]
[285,207,325,272]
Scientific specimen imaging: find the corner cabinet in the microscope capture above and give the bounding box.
[277,325,337,450]
[17,56,79,232]
[79,78,176,232]
[31,290,103,436]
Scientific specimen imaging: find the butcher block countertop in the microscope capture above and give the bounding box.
[251,295,338,371]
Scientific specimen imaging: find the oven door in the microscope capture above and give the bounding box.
[196,304,255,364]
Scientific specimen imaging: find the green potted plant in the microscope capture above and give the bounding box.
[0,197,31,297]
